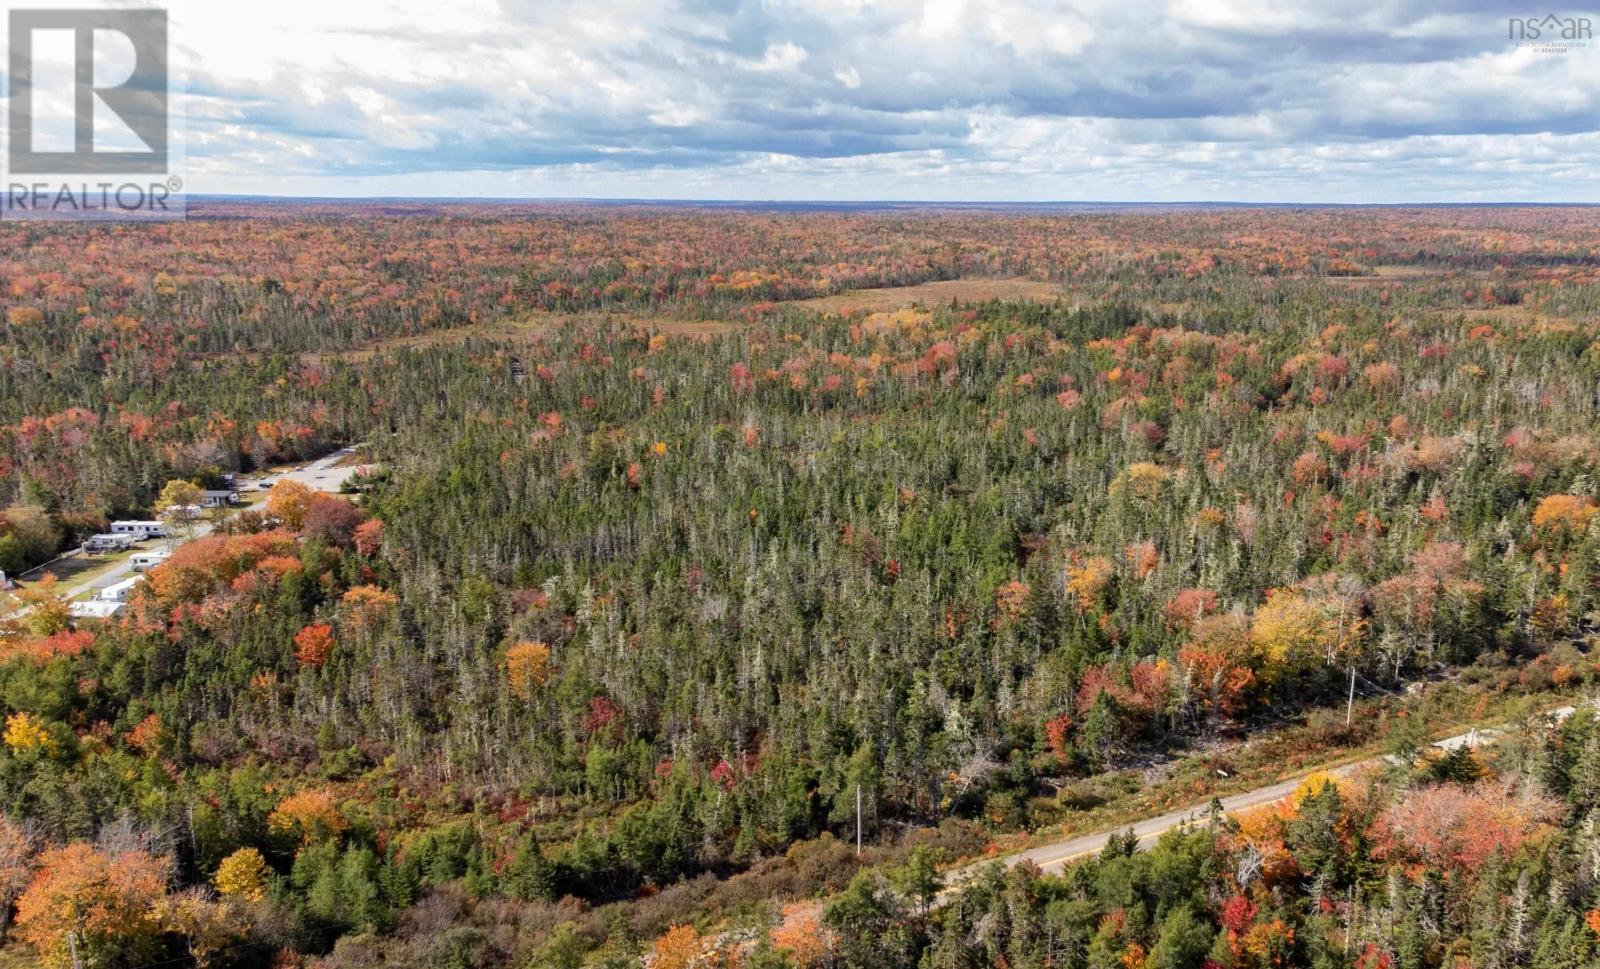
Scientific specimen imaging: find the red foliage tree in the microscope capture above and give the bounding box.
[301,495,365,547]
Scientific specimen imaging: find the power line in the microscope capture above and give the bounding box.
[1351,671,1481,736]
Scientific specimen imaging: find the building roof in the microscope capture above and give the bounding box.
[85,533,135,545]
[98,577,144,600]
[70,600,125,618]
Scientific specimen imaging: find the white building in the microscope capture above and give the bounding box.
[200,490,240,508]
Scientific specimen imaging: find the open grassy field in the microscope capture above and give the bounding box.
[277,277,1070,365]
[785,277,1066,313]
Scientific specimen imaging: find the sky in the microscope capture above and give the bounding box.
[29,0,1600,201]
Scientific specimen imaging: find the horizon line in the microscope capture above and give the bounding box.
[185,195,1600,209]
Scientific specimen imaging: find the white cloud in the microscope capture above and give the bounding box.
[753,42,810,71]
[155,0,1600,200]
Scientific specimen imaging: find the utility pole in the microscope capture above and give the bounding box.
[855,783,863,857]
[1345,664,1356,728]
[1343,886,1355,957]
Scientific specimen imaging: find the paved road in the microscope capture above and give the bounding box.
[976,703,1581,879]
[268,447,368,493]
[5,448,368,613]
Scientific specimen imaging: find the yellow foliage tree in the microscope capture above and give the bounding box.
[1111,462,1169,500]
[157,479,205,536]
[165,889,247,969]
[11,574,70,638]
[213,847,269,902]
[3,712,58,759]
[1289,771,1348,809]
[1249,587,1365,684]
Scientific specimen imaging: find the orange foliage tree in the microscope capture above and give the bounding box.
[126,714,164,756]
[266,788,348,845]
[293,623,335,669]
[339,585,399,629]
[1176,639,1256,724]
[1066,556,1114,611]
[651,923,741,969]
[652,924,704,969]
[770,902,832,967]
[1531,493,1597,537]
[1163,588,1219,631]
[266,479,315,529]
[14,843,171,969]
[146,530,299,606]
[1374,780,1561,871]
[352,518,384,557]
[505,641,552,699]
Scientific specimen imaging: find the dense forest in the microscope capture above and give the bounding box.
[0,205,1598,967]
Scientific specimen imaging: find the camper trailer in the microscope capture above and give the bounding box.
[83,533,136,554]
[130,550,171,573]
[96,576,143,602]
[70,600,124,619]
[111,520,168,539]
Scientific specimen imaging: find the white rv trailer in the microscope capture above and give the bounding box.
[130,550,172,572]
[111,520,168,539]
[70,600,124,619]
[96,576,144,602]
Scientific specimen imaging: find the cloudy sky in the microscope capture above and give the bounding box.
[153,0,1600,200]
